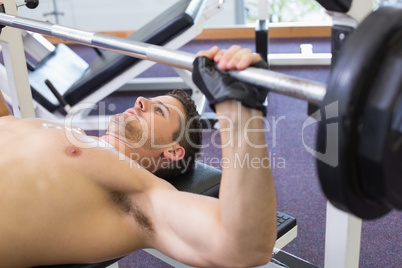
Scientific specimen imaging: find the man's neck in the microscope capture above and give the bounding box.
[90,135,120,153]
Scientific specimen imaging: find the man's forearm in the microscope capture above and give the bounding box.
[216,100,277,263]
[0,91,12,116]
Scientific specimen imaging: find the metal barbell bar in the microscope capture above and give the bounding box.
[0,12,326,105]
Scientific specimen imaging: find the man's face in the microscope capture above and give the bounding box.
[106,95,185,158]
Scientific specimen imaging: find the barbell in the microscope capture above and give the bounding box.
[0,8,326,105]
[0,6,400,219]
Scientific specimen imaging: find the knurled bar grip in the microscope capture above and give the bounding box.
[0,12,327,105]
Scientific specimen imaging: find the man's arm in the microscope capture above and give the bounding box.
[143,46,276,267]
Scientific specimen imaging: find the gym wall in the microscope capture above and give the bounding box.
[17,0,237,31]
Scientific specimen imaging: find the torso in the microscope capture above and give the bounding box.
[0,118,154,267]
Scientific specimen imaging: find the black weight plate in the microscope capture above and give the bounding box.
[316,0,351,13]
[389,96,402,206]
[358,37,402,209]
[317,6,402,219]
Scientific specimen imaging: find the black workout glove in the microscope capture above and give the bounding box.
[192,56,269,116]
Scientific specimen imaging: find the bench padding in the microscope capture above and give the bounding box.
[166,161,221,198]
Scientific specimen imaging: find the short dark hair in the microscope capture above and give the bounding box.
[153,89,202,179]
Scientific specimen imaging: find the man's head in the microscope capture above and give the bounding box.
[154,89,203,179]
[104,89,202,179]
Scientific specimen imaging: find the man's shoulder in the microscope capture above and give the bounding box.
[0,115,19,126]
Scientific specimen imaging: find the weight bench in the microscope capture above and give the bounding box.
[34,161,296,268]
[25,0,220,123]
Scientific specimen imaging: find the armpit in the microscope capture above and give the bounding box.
[110,191,154,233]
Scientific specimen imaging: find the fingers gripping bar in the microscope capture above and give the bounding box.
[0,12,326,105]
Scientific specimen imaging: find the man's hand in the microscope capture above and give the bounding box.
[192,45,269,115]
[196,45,261,71]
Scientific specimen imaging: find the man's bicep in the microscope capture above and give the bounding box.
[146,187,225,267]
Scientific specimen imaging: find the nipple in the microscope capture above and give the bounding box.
[65,146,82,158]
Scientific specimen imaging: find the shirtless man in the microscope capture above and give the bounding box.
[0,46,277,267]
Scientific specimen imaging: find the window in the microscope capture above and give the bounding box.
[377,0,402,7]
[244,0,331,23]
